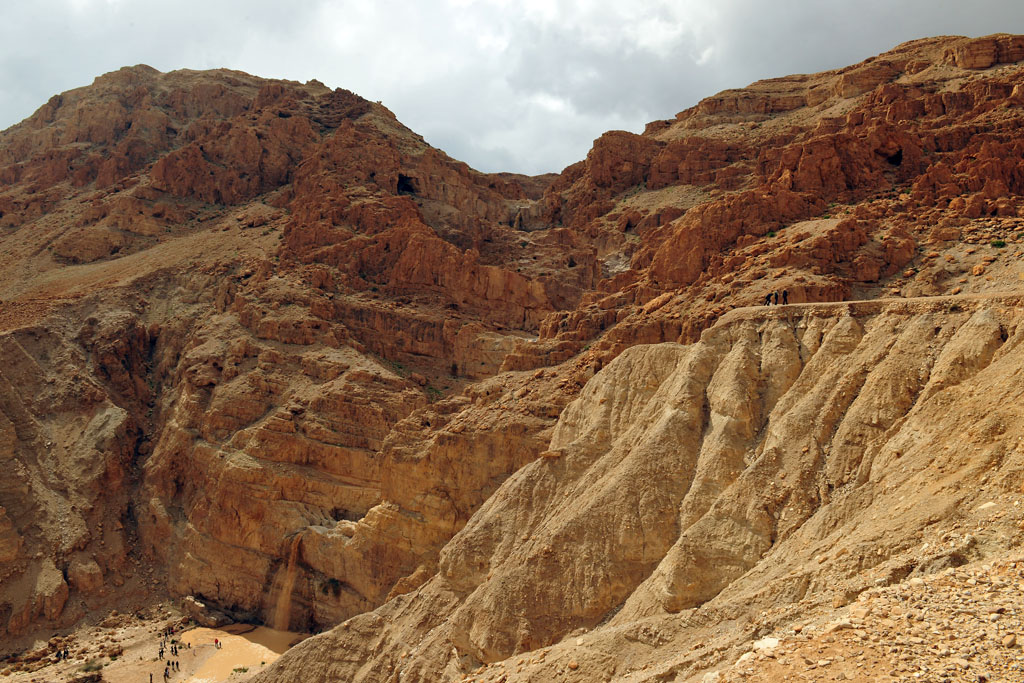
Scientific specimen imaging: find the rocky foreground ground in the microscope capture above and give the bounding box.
[723,553,1024,683]
[455,553,1024,683]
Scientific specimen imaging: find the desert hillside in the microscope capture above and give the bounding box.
[1,33,1023,683]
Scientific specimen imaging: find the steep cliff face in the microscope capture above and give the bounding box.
[1,33,1024,678]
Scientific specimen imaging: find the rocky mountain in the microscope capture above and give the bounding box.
[1,32,1023,683]
[0,64,581,641]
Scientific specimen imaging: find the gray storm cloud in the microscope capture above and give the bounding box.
[2,0,1023,174]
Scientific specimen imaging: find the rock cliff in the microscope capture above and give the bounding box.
[1,32,1023,683]
[0,65,578,641]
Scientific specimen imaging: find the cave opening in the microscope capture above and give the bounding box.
[885,149,903,166]
[397,174,417,195]
[329,507,362,522]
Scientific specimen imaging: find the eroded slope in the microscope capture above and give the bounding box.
[256,295,1024,681]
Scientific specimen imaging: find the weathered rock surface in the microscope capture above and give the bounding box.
[727,555,1024,682]
[1,33,1024,683]
[0,65,571,641]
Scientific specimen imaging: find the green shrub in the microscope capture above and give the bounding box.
[991,239,1007,248]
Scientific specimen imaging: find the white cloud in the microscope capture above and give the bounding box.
[527,92,573,115]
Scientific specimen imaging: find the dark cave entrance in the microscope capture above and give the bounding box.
[329,507,363,522]
[397,174,418,195]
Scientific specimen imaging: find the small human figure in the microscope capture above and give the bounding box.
[764,292,773,306]
[64,647,68,659]
[773,291,779,305]
[782,290,789,305]
[214,638,219,649]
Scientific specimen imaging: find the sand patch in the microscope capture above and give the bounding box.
[179,626,303,682]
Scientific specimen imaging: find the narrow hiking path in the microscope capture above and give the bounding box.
[721,291,1024,325]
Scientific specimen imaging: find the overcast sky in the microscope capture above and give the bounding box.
[2,1,1023,174]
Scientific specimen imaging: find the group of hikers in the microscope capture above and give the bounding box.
[161,660,180,680]
[158,639,182,659]
[764,290,789,306]
[152,624,193,681]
